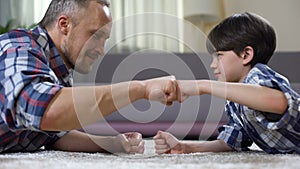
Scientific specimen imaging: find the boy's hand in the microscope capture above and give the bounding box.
[176,80,199,103]
[153,131,185,154]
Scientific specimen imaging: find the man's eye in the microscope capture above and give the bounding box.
[93,33,100,40]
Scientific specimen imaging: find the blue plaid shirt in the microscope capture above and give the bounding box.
[0,26,72,153]
[218,63,300,154]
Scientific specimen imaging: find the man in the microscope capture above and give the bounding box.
[0,0,177,153]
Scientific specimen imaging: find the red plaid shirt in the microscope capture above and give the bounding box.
[0,26,72,153]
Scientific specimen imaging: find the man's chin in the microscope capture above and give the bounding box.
[74,64,92,74]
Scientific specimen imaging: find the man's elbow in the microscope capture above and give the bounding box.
[40,111,61,131]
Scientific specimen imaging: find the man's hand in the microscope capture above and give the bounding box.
[153,131,185,154]
[116,132,144,154]
[143,75,178,105]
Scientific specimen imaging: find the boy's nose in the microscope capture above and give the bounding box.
[210,58,217,69]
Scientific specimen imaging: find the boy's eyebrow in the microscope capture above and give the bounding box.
[211,52,218,56]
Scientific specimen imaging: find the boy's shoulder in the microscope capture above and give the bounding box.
[245,63,300,101]
[245,63,290,86]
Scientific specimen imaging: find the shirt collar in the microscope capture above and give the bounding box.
[32,26,73,86]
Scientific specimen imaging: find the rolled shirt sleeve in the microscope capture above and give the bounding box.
[217,102,253,151]
[0,27,71,152]
[247,64,300,131]
[218,63,300,153]
[0,46,63,131]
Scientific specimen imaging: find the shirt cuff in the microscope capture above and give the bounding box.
[217,125,251,151]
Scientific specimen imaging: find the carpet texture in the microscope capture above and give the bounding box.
[1,140,300,169]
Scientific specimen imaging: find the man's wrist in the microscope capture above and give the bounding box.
[129,80,147,100]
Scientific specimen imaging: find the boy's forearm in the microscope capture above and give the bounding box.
[182,139,234,153]
[198,80,288,114]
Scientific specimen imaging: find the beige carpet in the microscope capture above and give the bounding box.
[1,140,300,169]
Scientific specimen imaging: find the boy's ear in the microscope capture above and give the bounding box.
[241,46,254,65]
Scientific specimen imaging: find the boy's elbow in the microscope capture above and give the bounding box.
[278,99,288,115]
[271,95,288,115]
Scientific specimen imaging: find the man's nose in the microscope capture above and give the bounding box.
[95,46,105,56]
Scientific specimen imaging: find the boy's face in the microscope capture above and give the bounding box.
[210,50,250,82]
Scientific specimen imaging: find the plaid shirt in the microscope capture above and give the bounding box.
[218,63,300,154]
[0,26,72,153]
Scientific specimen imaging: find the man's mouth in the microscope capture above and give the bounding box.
[86,51,101,60]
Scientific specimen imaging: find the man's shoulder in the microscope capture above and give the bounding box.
[0,28,43,49]
[0,27,47,58]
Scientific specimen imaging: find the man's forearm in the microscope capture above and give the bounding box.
[51,130,118,153]
[41,81,145,131]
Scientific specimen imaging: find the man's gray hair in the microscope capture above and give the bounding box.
[39,0,110,29]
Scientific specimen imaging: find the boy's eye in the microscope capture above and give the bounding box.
[214,53,222,59]
[216,52,224,58]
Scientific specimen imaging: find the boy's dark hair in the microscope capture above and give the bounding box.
[206,12,276,67]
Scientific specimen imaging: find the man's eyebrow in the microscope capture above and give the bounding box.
[96,0,110,7]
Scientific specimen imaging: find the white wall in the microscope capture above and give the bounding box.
[0,0,51,27]
[33,0,51,23]
[223,0,300,52]
[1,0,298,52]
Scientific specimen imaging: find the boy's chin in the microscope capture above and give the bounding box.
[217,78,226,82]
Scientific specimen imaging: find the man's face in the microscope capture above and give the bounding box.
[62,1,112,74]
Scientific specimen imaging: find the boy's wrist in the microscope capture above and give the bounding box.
[181,141,193,154]
[198,80,210,95]
[181,140,204,153]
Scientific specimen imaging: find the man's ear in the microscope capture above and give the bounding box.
[241,46,254,65]
[57,15,70,35]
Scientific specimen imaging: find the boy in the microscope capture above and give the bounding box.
[154,12,300,154]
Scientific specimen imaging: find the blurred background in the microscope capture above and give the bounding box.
[0,0,299,53]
